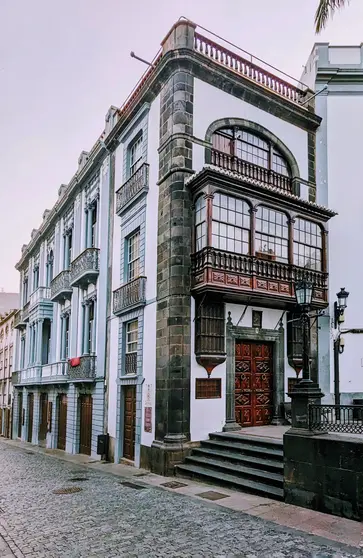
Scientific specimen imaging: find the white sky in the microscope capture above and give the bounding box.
[1,0,362,292]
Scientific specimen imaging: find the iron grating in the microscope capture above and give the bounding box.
[161,481,188,489]
[197,490,229,501]
[53,487,83,495]
[119,481,147,490]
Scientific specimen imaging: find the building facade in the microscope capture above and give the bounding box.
[302,44,363,404]
[0,310,17,438]
[103,20,336,474]
[12,124,115,457]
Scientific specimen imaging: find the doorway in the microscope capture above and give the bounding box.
[235,341,273,427]
[57,394,67,451]
[39,393,48,446]
[17,392,22,438]
[79,395,93,456]
[123,386,136,461]
[27,393,34,443]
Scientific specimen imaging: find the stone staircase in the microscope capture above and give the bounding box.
[176,432,284,500]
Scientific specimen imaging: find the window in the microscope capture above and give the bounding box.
[33,265,39,291]
[9,347,13,374]
[64,231,72,269]
[64,315,70,359]
[129,134,143,176]
[91,202,97,248]
[293,218,322,270]
[42,320,52,365]
[88,301,95,353]
[212,193,250,254]
[20,337,25,369]
[125,320,138,375]
[255,207,289,262]
[212,127,290,177]
[46,251,54,287]
[195,196,206,251]
[23,277,28,304]
[127,231,140,281]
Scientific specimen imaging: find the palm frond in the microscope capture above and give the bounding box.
[315,0,349,33]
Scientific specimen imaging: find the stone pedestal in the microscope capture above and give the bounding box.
[287,380,326,436]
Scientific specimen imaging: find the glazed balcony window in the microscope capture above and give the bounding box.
[293,218,322,271]
[255,207,289,263]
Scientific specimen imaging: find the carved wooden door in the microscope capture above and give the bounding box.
[57,394,67,451]
[235,341,273,427]
[79,395,93,456]
[123,386,136,461]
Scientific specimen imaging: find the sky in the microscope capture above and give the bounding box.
[1,0,363,292]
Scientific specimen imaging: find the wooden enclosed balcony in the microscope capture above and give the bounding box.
[70,248,100,288]
[50,270,72,302]
[191,247,328,308]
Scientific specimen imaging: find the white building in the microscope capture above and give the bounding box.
[302,44,363,404]
[0,310,17,438]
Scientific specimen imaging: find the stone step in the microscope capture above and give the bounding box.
[202,438,283,460]
[185,454,283,486]
[193,446,283,472]
[176,463,284,500]
[210,432,283,449]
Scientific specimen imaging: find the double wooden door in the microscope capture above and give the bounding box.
[57,394,67,451]
[17,392,23,438]
[235,341,273,427]
[27,393,34,443]
[79,395,93,456]
[39,393,48,445]
[123,386,136,461]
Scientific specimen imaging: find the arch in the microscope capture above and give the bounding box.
[205,117,300,178]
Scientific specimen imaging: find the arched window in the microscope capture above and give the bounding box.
[212,193,250,254]
[195,196,206,251]
[255,207,289,263]
[46,250,54,287]
[293,218,322,271]
[212,127,290,177]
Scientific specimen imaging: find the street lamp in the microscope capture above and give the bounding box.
[334,287,349,329]
[295,279,314,383]
[334,287,350,407]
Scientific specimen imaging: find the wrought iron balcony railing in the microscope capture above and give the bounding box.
[116,163,149,215]
[211,149,293,194]
[309,404,363,434]
[191,247,328,306]
[70,248,100,288]
[50,270,72,302]
[14,310,25,330]
[68,356,96,381]
[113,277,146,315]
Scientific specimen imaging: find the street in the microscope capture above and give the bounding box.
[0,440,360,558]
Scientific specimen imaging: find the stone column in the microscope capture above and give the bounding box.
[21,388,28,442]
[223,314,241,432]
[149,21,196,475]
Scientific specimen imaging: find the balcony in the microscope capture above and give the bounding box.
[191,247,328,309]
[22,301,30,323]
[19,366,42,385]
[41,361,68,382]
[70,248,100,288]
[50,270,72,302]
[11,371,19,385]
[116,163,149,215]
[14,310,26,330]
[29,286,51,310]
[211,149,293,194]
[113,277,146,316]
[68,356,96,381]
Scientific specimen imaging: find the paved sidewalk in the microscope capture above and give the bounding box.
[2,436,362,553]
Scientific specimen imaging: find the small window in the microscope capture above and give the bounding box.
[127,231,140,282]
[125,320,138,375]
[129,134,143,176]
[88,301,95,354]
[196,378,222,399]
[33,266,39,291]
[91,203,97,248]
[46,250,54,287]
[252,310,263,329]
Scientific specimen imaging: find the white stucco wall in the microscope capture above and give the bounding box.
[325,94,363,394]
[193,78,309,180]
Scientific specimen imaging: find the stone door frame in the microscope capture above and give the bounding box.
[224,321,285,431]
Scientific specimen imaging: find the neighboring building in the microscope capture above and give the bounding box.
[0,310,17,438]
[0,292,19,315]
[12,126,115,456]
[104,19,335,473]
[302,45,363,404]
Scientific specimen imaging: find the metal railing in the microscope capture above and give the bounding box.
[68,356,96,381]
[50,270,72,301]
[116,164,149,214]
[309,404,363,434]
[113,277,146,315]
[70,248,100,287]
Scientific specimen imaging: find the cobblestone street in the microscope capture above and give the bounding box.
[0,440,360,558]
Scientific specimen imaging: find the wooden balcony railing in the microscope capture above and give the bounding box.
[113,277,146,315]
[116,164,149,215]
[191,247,328,306]
[194,33,307,106]
[211,149,292,193]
